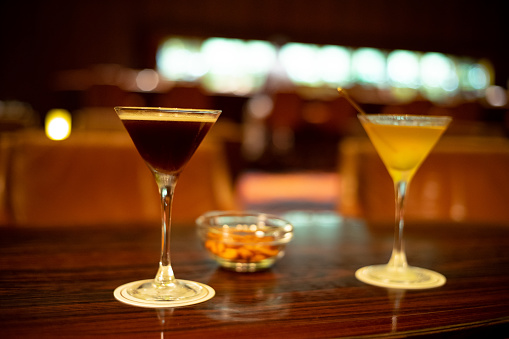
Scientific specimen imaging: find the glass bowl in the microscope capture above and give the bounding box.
[196,211,294,272]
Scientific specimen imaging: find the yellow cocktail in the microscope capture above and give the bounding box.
[360,117,449,182]
[356,114,452,289]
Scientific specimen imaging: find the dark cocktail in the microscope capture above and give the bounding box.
[113,107,220,308]
[121,115,215,173]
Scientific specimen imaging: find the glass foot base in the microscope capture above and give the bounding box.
[356,265,446,289]
[114,279,215,308]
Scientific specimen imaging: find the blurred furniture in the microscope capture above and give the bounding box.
[1,129,235,227]
[338,135,509,224]
[235,172,339,213]
[327,96,359,136]
[266,91,304,130]
[152,85,212,109]
[382,99,434,116]
[1,218,509,337]
[0,134,12,225]
[174,136,236,223]
[82,85,140,107]
[73,107,126,130]
[0,100,40,132]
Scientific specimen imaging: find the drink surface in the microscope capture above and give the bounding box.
[120,112,217,174]
[360,115,450,182]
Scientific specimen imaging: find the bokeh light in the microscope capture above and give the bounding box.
[136,69,159,92]
[45,109,71,140]
[279,43,321,86]
[485,86,507,107]
[318,45,352,87]
[201,38,277,94]
[420,52,459,101]
[351,48,386,86]
[468,64,489,90]
[157,37,206,82]
[387,50,420,88]
[156,36,495,100]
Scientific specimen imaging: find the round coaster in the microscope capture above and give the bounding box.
[114,279,215,308]
[355,266,446,290]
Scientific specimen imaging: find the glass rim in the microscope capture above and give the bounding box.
[357,113,452,124]
[114,106,221,114]
[196,210,293,227]
[357,113,452,120]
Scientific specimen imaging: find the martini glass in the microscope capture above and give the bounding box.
[113,107,220,307]
[356,114,451,289]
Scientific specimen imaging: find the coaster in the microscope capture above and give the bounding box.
[114,279,215,308]
[355,266,446,290]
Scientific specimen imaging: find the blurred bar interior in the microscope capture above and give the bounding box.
[1,0,508,226]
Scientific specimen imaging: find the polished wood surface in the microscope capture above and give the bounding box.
[1,217,509,338]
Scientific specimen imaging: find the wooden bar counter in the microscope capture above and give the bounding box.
[1,215,508,338]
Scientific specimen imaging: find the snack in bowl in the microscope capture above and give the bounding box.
[196,212,294,272]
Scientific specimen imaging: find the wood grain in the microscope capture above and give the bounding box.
[1,218,508,338]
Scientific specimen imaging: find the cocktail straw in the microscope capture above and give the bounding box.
[337,87,367,115]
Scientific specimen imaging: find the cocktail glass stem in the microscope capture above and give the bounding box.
[387,180,409,271]
[154,171,179,287]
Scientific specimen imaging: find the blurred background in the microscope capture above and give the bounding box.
[1,0,508,226]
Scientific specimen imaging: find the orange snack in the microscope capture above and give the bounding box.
[205,226,281,263]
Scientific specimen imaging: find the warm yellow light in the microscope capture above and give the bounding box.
[45,109,71,140]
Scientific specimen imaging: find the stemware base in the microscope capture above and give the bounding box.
[356,265,446,289]
[114,279,215,308]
